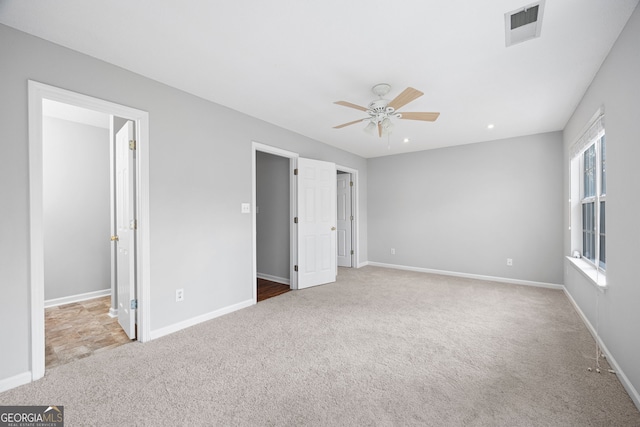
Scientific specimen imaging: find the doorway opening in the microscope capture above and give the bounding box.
[336,164,359,270]
[251,142,360,303]
[28,81,150,381]
[41,101,133,367]
[253,144,297,302]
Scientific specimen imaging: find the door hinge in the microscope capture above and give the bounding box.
[294,168,298,175]
[294,217,298,224]
[350,181,354,187]
[351,250,354,255]
[294,265,298,272]
[130,219,137,230]
[130,299,138,310]
[350,215,354,221]
[129,140,136,150]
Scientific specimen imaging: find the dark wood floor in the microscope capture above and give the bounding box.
[45,296,132,368]
[257,278,290,302]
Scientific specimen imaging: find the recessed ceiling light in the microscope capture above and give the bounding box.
[487,124,495,129]
[403,138,410,143]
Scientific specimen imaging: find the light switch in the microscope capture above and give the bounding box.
[241,203,251,214]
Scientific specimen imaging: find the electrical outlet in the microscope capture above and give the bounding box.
[391,248,396,255]
[507,258,513,266]
[176,289,184,302]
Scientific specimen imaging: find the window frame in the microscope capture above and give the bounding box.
[575,131,606,273]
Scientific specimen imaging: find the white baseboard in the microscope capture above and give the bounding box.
[149,299,255,341]
[357,261,370,268]
[366,261,564,290]
[108,307,118,318]
[44,289,111,308]
[0,371,32,393]
[257,273,290,285]
[563,289,640,412]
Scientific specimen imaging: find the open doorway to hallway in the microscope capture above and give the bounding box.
[255,150,291,302]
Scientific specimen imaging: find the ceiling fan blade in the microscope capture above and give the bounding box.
[334,101,369,112]
[399,112,440,122]
[388,87,424,111]
[333,118,365,129]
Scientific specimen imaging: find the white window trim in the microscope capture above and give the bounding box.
[579,138,605,272]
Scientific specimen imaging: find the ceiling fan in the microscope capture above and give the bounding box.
[333,83,440,137]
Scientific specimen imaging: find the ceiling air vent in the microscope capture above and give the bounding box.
[505,0,545,47]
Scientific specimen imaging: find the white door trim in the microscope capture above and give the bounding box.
[336,164,359,268]
[28,81,151,381]
[251,142,299,298]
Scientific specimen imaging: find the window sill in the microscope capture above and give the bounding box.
[566,256,607,291]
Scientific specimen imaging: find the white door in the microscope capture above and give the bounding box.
[115,121,136,339]
[297,158,337,289]
[336,173,352,267]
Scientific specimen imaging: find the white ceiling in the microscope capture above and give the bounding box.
[1,0,637,158]
[43,99,110,129]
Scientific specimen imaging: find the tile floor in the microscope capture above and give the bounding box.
[45,296,132,368]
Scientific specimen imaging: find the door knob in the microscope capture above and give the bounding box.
[111,235,119,242]
[331,227,336,231]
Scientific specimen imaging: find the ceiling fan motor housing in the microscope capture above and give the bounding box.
[368,99,391,113]
[367,99,401,123]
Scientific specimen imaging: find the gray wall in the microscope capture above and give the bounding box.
[256,151,290,282]
[368,132,564,284]
[563,4,640,401]
[0,23,367,384]
[43,117,111,300]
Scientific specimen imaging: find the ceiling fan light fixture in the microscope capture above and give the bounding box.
[363,121,377,134]
[381,118,394,136]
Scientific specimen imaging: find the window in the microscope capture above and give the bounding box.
[570,112,606,278]
[581,135,606,269]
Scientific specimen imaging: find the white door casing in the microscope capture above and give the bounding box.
[115,121,137,339]
[336,173,352,267]
[29,81,150,381]
[297,158,337,289]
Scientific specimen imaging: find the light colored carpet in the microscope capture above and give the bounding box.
[1,266,639,426]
